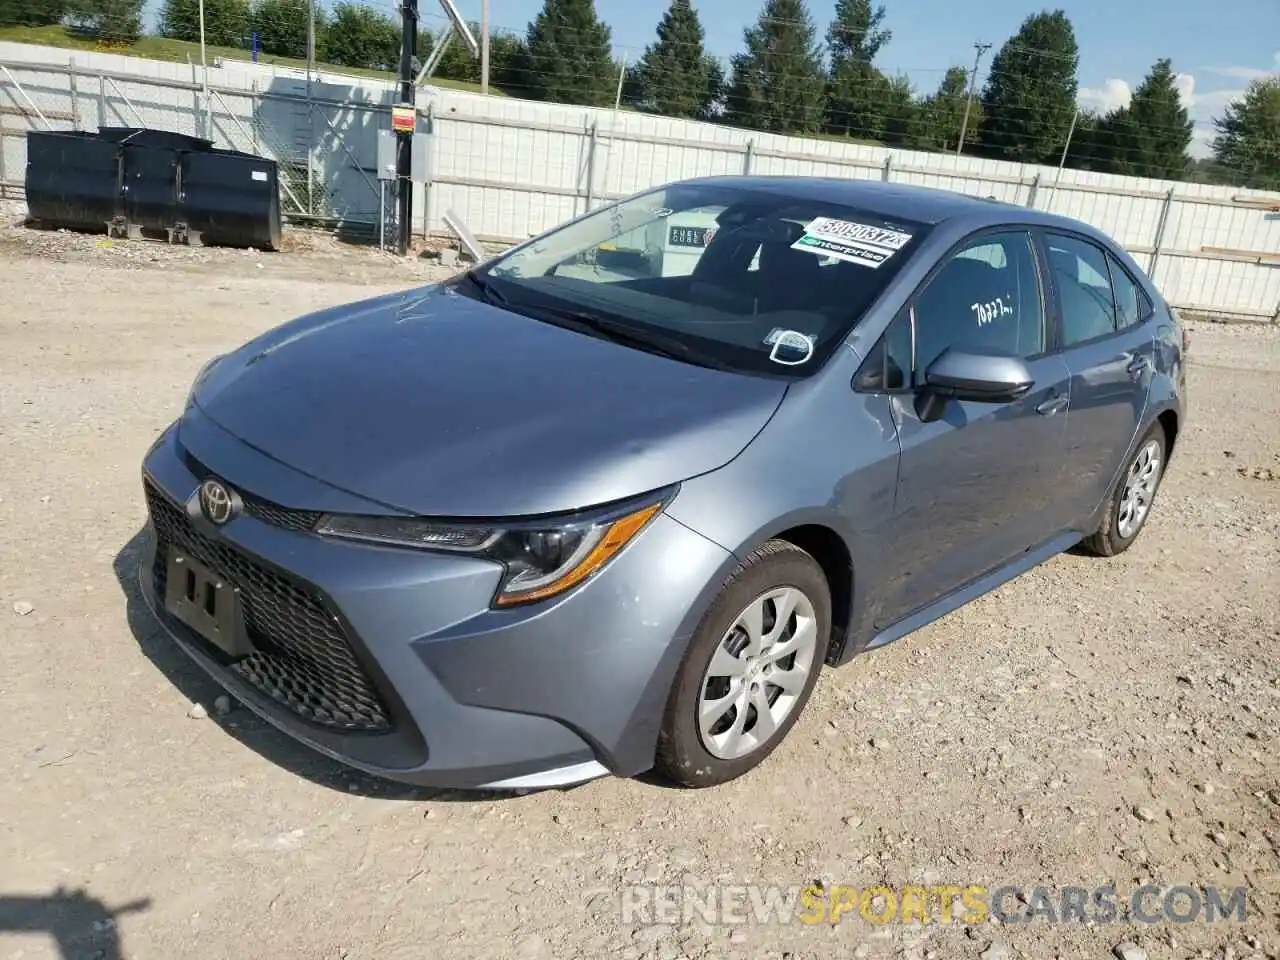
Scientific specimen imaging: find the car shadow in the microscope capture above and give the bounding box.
[113,526,532,804]
[0,887,151,960]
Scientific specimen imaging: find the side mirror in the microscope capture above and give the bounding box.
[915,346,1035,422]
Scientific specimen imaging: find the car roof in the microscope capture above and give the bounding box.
[681,174,1108,239]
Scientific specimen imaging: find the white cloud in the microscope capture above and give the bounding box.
[1204,52,1279,81]
[1078,78,1132,112]
[1205,65,1273,80]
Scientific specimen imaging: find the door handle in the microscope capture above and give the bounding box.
[1126,355,1151,378]
[1036,392,1069,416]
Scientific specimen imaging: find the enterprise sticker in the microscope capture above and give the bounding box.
[791,217,914,269]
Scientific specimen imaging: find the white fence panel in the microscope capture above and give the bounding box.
[1,41,1277,320]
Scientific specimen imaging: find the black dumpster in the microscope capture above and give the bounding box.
[23,126,282,251]
[24,130,123,233]
[179,148,282,251]
[121,139,181,237]
[98,127,213,152]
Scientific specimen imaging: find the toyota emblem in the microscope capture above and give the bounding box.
[199,478,236,525]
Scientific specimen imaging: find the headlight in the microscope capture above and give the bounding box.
[315,490,672,607]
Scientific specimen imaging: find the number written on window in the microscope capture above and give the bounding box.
[971,296,1015,327]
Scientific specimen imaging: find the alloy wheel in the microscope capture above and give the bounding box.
[697,586,819,761]
[1117,438,1163,539]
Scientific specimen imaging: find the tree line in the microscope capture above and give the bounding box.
[4,0,1276,190]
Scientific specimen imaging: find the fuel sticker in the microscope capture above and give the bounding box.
[791,217,914,269]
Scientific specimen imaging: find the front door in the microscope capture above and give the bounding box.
[871,229,1073,627]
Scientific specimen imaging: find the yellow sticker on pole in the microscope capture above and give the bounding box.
[391,105,416,133]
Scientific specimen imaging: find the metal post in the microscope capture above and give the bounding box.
[423,103,435,238]
[744,139,754,176]
[69,58,80,131]
[1044,108,1079,209]
[480,0,490,96]
[306,0,316,217]
[1149,188,1175,281]
[1025,172,1040,208]
[379,181,386,251]
[0,121,6,196]
[882,154,892,181]
[613,50,627,111]
[306,0,316,81]
[98,74,106,128]
[584,122,598,212]
[396,0,420,255]
[956,41,991,156]
[198,0,209,137]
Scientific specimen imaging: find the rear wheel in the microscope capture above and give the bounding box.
[655,540,830,788]
[1081,424,1166,557]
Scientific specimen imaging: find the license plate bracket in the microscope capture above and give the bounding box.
[163,547,252,658]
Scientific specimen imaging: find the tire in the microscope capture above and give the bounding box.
[655,539,831,788]
[1081,423,1167,557]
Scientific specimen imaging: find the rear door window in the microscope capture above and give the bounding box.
[1046,234,1119,346]
[1107,254,1152,330]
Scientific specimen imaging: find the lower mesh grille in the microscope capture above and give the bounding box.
[145,480,392,732]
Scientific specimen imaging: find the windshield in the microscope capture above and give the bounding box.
[469,181,931,377]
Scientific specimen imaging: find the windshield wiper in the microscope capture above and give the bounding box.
[530,307,736,372]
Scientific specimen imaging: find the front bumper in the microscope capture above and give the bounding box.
[138,413,733,789]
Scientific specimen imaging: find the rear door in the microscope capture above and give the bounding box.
[1041,231,1156,523]
[868,228,1074,628]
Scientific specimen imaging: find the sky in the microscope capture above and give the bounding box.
[427,0,1280,157]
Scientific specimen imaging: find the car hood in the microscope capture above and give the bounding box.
[190,284,788,517]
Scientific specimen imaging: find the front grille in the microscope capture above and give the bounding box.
[241,493,321,532]
[145,480,392,732]
[181,452,321,532]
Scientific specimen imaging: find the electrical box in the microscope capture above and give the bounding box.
[377,130,432,183]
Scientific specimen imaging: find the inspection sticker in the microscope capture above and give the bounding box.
[765,329,815,366]
[791,217,913,269]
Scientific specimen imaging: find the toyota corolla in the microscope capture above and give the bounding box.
[138,175,1186,790]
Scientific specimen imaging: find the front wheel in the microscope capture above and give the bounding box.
[655,540,830,788]
[1081,424,1167,557]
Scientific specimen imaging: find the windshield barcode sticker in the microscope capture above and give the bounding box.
[791,218,913,269]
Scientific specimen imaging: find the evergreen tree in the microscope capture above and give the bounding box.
[324,2,399,71]
[0,0,66,28]
[251,0,315,59]
[1095,58,1193,178]
[160,0,249,47]
[725,0,826,135]
[634,0,721,120]
[978,10,1079,163]
[1211,76,1280,190]
[1063,108,1107,169]
[66,0,143,42]
[878,72,916,145]
[915,65,981,152]
[824,0,891,138]
[520,0,616,107]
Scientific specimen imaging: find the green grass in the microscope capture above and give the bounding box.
[0,24,505,96]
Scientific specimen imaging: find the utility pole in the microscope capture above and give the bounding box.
[956,41,991,156]
[397,0,420,255]
[480,0,490,96]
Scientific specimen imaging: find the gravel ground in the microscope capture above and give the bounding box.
[1,203,1278,960]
